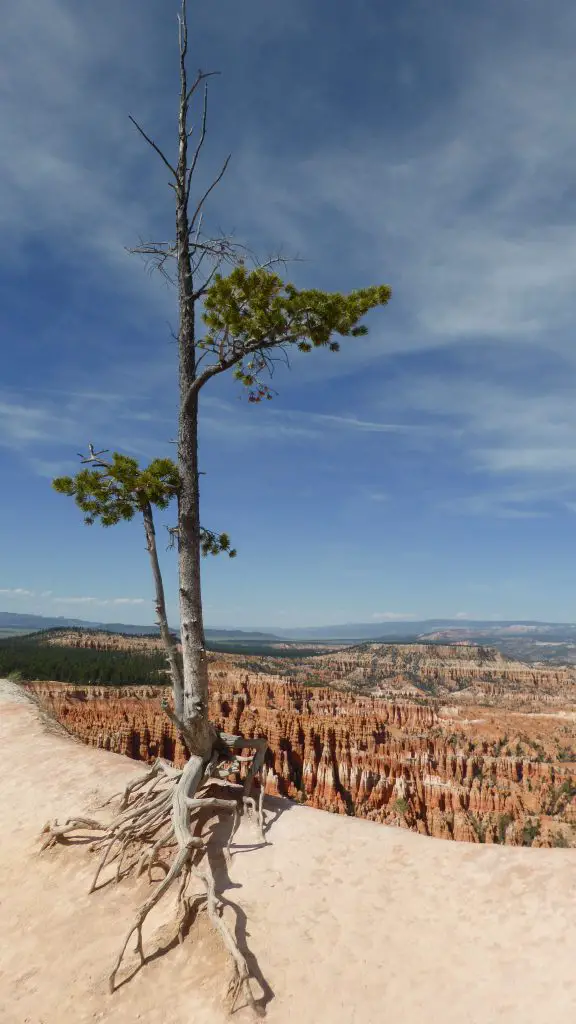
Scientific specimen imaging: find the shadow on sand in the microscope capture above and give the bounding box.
[109,785,294,1016]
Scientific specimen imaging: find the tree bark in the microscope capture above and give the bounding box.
[141,501,184,717]
[177,384,214,756]
[175,32,215,758]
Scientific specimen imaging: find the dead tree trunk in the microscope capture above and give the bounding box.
[174,5,219,762]
[141,501,184,714]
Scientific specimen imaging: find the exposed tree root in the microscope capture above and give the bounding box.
[40,732,269,1017]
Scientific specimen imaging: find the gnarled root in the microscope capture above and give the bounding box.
[40,733,269,1017]
[219,734,268,845]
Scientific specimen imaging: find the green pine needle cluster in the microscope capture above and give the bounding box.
[199,265,391,402]
[53,454,235,558]
[53,454,179,527]
[200,530,237,558]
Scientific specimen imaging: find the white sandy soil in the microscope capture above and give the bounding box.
[1,679,575,1024]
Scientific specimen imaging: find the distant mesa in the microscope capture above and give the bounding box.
[0,611,279,642]
[5,612,576,664]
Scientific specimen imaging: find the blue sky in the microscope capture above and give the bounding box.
[3,0,576,629]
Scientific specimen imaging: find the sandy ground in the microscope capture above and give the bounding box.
[1,680,576,1024]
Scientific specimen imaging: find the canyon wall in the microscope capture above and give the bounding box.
[259,643,576,705]
[26,665,576,848]
[36,632,576,706]
[38,630,169,655]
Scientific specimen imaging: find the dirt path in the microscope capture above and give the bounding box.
[1,680,576,1023]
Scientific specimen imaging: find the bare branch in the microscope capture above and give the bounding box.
[272,343,292,372]
[128,116,178,179]
[186,69,220,109]
[191,211,203,245]
[129,238,176,255]
[188,154,232,232]
[185,83,209,204]
[127,236,179,286]
[78,443,112,470]
[191,266,219,301]
[257,250,307,272]
[192,235,247,266]
[130,230,291,297]
[166,525,179,551]
[130,230,251,297]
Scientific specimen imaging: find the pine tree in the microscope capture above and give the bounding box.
[43,1,391,1010]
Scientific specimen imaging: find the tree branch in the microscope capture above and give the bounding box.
[188,154,232,232]
[185,68,220,108]
[128,116,178,179]
[182,355,240,413]
[78,444,112,470]
[191,264,220,301]
[185,82,209,205]
[186,108,204,203]
[183,328,304,413]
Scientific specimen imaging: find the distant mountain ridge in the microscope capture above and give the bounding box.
[3,611,576,644]
[0,612,278,641]
[265,619,576,640]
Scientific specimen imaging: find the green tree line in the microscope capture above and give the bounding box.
[0,638,169,686]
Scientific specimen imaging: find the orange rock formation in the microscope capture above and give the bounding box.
[247,643,576,708]
[26,663,576,848]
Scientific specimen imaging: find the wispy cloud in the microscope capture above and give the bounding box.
[27,458,79,480]
[200,396,447,445]
[438,492,551,520]
[379,372,576,511]
[0,587,148,607]
[475,448,576,474]
[0,399,75,448]
[309,412,431,434]
[0,387,175,474]
[0,1,169,308]
[371,611,416,621]
[223,12,576,380]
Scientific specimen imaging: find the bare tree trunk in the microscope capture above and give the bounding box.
[141,501,184,716]
[177,386,215,755]
[175,14,216,759]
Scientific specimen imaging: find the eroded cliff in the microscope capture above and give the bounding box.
[26,665,576,848]
[244,643,576,707]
